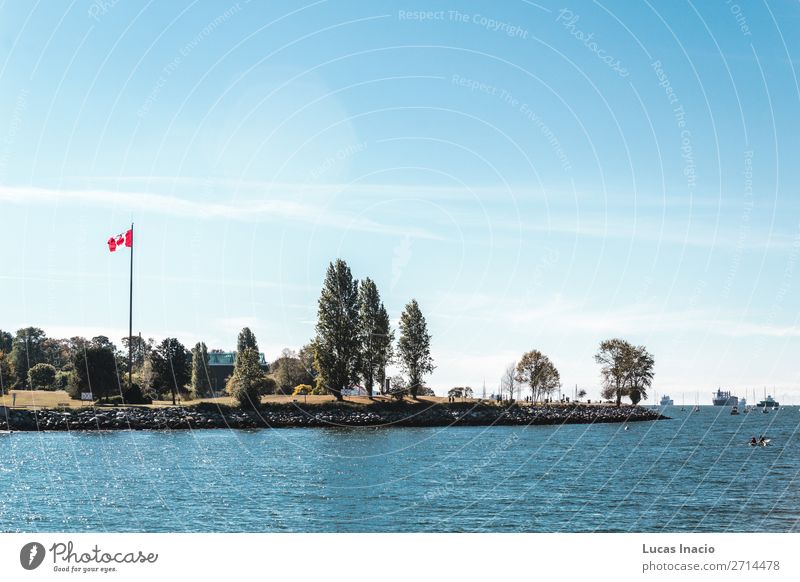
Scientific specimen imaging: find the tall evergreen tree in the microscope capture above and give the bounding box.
[237,327,259,353]
[356,278,394,397]
[313,259,360,400]
[191,341,212,398]
[397,299,435,398]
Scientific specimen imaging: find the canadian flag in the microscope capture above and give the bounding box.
[107,229,133,252]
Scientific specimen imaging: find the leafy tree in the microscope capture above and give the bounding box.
[356,278,394,397]
[152,338,191,404]
[515,350,561,403]
[501,361,519,401]
[191,342,212,398]
[298,343,317,382]
[68,345,120,401]
[137,356,159,401]
[226,347,273,408]
[0,351,12,394]
[270,348,314,394]
[625,344,655,405]
[91,336,117,352]
[28,363,57,390]
[10,327,48,388]
[313,259,360,400]
[595,338,632,407]
[397,299,435,398]
[42,338,70,369]
[0,330,12,353]
[121,335,153,371]
[237,327,259,354]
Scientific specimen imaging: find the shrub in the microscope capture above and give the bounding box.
[122,383,152,405]
[292,384,313,396]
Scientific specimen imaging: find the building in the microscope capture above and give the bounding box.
[208,351,269,394]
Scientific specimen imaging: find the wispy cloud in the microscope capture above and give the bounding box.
[432,294,800,339]
[0,184,441,240]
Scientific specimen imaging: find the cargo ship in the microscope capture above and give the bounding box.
[712,388,738,406]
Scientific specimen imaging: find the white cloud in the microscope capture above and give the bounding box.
[0,184,441,240]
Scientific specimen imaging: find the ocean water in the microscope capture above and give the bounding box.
[1,406,798,532]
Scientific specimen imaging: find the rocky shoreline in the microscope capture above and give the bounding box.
[0,402,667,431]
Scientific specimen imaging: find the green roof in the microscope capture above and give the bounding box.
[208,351,267,366]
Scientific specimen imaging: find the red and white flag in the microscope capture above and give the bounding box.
[107,229,133,252]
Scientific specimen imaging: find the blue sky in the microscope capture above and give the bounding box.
[1,1,799,402]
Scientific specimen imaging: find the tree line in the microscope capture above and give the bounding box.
[498,338,655,406]
[0,258,437,407]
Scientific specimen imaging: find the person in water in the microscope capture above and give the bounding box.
[750,437,758,445]
[759,436,767,445]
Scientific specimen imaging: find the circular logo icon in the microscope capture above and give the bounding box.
[20,542,46,570]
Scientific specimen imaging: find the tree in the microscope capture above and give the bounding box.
[595,338,632,407]
[298,343,317,382]
[191,342,212,398]
[625,344,655,405]
[226,347,273,408]
[0,351,12,394]
[42,337,70,369]
[501,362,519,401]
[121,335,153,371]
[397,299,435,398]
[0,330,12,354]
[91,336,117,352]
[152,338,191,405]
[10,327,47,388]
[237,327,259,354]
[138,356,159,401]
[270,349,314,394]
[68,345,119,401]
[27,363,57,390]
[515,350,561,403]
[313,259,360,400]
[356,278,394,397]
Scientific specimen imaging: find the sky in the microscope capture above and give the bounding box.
[1,1,799,402]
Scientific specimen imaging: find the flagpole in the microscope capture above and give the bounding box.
[128,222,134,390]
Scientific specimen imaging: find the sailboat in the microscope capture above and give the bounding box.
[680,393,686,412]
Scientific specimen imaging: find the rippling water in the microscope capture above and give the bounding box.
[1,406,798,532]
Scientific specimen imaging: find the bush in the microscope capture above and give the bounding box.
[122,383,152,405]
[28,363,57,390]
[292,384,313,396]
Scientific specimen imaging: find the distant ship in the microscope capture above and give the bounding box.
[660,395,674,406]
[756,394,779,409]
[712,388,738,406]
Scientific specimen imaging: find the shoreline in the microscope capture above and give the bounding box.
[1,402,667,431]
